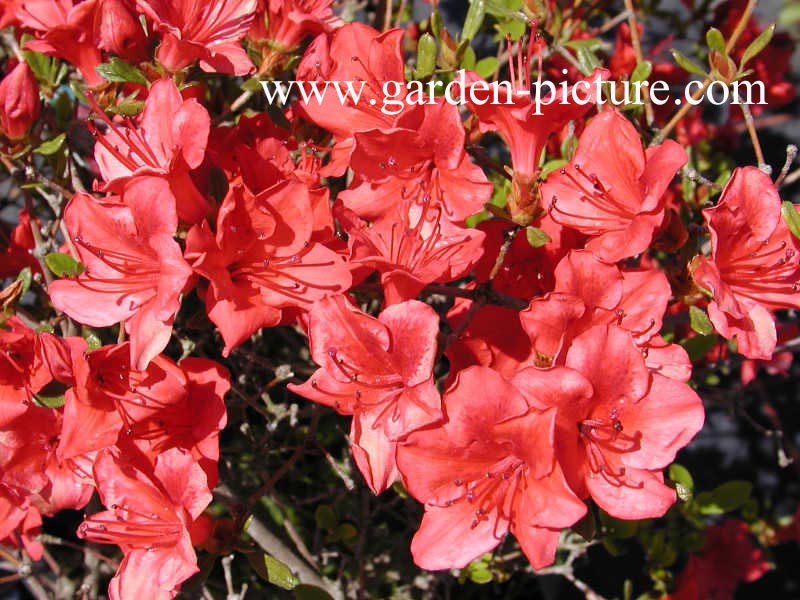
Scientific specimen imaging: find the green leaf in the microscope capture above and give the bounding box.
[314,505,337,531]
[667,463,694,494]
[469,567,493,584]
[460,45,476,70]
[293,584,335,600]
[630,60,653,84]
[671,49,707,77]
[336,523,358,542]
[680,335,717,362]
[430,10,443,39]
[705,27,726,54]
[107,100,145,116]
[781,201,800,240]
[741,23,775,68]
[262,555,300,590]
[44,252,83,277]
[33,393,65,408]
[688,306,714,335]
[82,327,103,351]
[34,133,66,156]
[95,57,148,85]
[526,226,552,248]
[474,56,499,79]
[462,0,486,41]
[415,33,437,79]
[695,480,752,515]
[16,267,32,298]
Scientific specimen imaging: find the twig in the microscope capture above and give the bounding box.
[216,483,344,600]
[622,0,654,126]
[775,145,798,188]
[653,0,757,144]
[738,101,768,172]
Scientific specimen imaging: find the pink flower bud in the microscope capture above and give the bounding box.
[0,62,40,141]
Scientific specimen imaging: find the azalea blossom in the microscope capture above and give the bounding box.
[543,108,687,262]
[78,448,212,600]
[49,188,193,370]
[397,366,587,570]
[337,201,486,305]
[513,325,704,519]
[136,0,256,75]
[186,180,351,355]
[289,295,441,494]
[691,166,800,359]
[89,78,211,225]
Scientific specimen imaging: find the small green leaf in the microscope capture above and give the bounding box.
[430,10,443,39]
[469,567,493,584]
[671,49,707,77]
[668,463,694,494]
[462,0,486,41]
[688,306,714,335]
[262,555,300,590]
[741,23,775,68]
[680,335,717,361]
[705,27,726,54]
[415,34,437,79]
[630,60,653,84]
[526,226,552,248]
[82,327,102,351]
[695,480,752,514]
[336,523,358,542]
[781,201,800,240]
[293,584,335,600]
[34,133,66,156]
[16,267,32,297]
[107,100,145,116]
[474,56,499,79]
[33,393,65,408]
[314,505,337,531]
[460,45,476,70]
[44,252,83,277]
[95,57,148,85]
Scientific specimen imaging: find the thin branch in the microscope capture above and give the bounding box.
[622,0,654,126]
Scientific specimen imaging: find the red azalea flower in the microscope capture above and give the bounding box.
[89,78,211,225]
[250,0,341,50]
[78,448,212,600]
[397,366,587,570]
[667,519,771,600]
[691,166,800,359]
[543,108,686,262]
[289,295,441,494]
[514,325,704,519]
[49,188,193,370]
[136,0,256,75]
[57,343,186,460]
[17,0,104,86]
[520,250,691,380]
[337,201,486,305]
[295,23,413,175]
[0,316,51,427]
[339,100,493,224]
[186,180,351,355]
[1,208,39,279]
[464,34,609,224]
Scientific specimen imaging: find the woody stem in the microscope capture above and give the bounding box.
[652,0,757,144]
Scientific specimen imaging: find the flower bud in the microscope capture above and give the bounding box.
[95,0,148,63]
[0,62,40,141]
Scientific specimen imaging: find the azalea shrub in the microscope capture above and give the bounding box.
[1,0,800,599]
